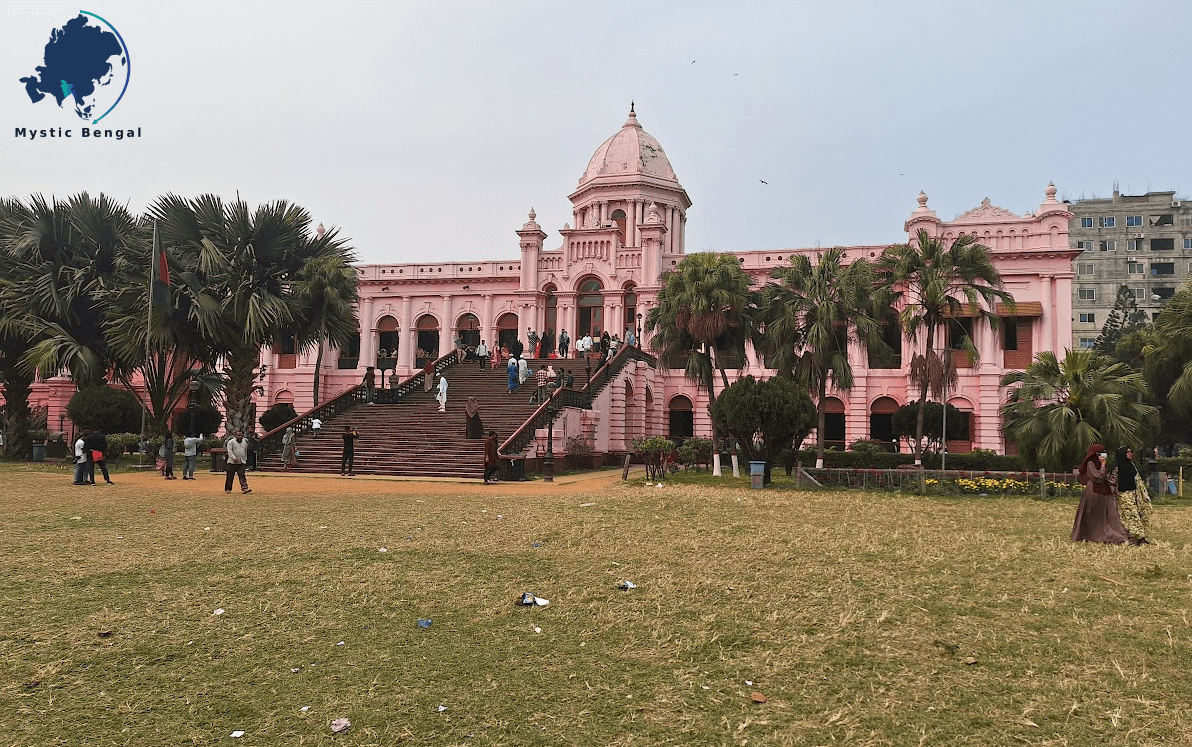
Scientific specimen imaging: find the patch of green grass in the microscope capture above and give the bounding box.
[1,465,1191,745]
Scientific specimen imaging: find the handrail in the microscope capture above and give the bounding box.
[256,349,461,459]
[498,385,592,457]
[497,345,658,458]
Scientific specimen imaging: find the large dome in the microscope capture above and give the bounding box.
[578,107,679,186]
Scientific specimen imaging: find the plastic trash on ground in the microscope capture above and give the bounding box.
[618,581,637,590]
[330,717,351,733]
[518,592,550,607]
[417,618,432,628]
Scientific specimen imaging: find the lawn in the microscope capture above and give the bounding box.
[2,463,1190,746]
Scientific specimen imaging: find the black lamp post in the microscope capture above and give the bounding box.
[585,355,592,385]
[543,400,557,483]
[187,379,200,435]
[636,313,642,348]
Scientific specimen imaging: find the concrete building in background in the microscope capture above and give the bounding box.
[1069,189,1192,349]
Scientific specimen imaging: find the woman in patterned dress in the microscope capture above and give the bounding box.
[1114,446,1152,545]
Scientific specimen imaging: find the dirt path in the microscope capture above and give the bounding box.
[107,467,635,496]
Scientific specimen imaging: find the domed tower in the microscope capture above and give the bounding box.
[563,105,691,290]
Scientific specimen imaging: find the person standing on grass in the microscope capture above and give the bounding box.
[84,427,113,484]
[224,429,252,494]
[72,426,92,486]
[484,430,500,484]
[1114,446,1153,545]
[247,431,259,471]
[162,430,177,480]
[182,433,202,480]
[341,425,359,476]
[1072,443,1126,544]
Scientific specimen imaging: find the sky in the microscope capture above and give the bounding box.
[4,0,1192,266]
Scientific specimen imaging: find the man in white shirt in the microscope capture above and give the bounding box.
[476,340,489,370]
[436,373,449,412]
[224,429,252,494]
[73,427,91,485]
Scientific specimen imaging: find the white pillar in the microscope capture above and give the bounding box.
[398,296,414,371]
[439,294,454,357]
[359,296,376,367]
[1039,276,1053,354]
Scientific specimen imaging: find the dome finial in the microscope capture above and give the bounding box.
[630,101,635,114]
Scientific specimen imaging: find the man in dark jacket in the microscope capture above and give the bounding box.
[83,428,113,484]
[483,430,500,484]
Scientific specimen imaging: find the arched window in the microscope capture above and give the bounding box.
[415,314,439,367]
[821,396,846,449]
[497,312,519,350]
[623,282,637,341]
[611,208,627,236]
[543,284,558,338]
[457,313,480,349]
[577,278,604,338]
[377,315,399,359]
[668,395,694,445]
[869,396,899,448]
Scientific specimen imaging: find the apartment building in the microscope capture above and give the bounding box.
[1069,190,1192,349]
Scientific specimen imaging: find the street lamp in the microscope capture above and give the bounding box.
[636,313,642,348]
[543,400,557,482]
[188,379,201,436]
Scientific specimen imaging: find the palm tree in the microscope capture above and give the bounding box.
[759,247,884,468]
[1139,285,1192,448]
[1001,349,1158,471]
[149,194,356,433]
[292,252,360,407]
[645,252,753,476]
[0,193,137,387]
[878,229,1013,465]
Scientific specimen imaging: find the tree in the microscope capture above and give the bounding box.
[66,385,143,434]
[1095,284,1148,358]
[291,254,360,406]
[878,230,1013,465]
[1000,349,1158,472]
[0,193,138,387]
[645,253,754,476]
[149,195,356,432]
[759,247,884,468]
[1140,285,1192,448]
[710,375,817,485]
[259,403,298,433]
[891,401,966,455]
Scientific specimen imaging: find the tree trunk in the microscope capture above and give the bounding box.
[816,378,828,469]
[1,366,33,459]
[312,322,326,408]
[705,349,722,477]
[223,346,260,434]
[715,357,738,476]
[914,326,935,466]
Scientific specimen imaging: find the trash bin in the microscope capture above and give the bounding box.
[749,460,766,489]
[209,447,227,473]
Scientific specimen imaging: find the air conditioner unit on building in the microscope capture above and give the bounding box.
[1136,233,1144,238]
[1174,201,1182,208]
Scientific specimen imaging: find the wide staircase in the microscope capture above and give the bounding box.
[257,358,567,479]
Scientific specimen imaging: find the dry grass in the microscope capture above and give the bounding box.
[2,463,1191,746]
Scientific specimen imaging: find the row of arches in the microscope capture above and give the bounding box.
[819,395,973,451]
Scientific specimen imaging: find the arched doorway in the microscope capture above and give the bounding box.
[457,313,480,350]
[377,315,399,360]
[543,285,558,355]
[611,208,627,236]
[822,396,846,450]
[496,313,519,351]
[668,394,694,446]
[577,278,604,338]
[415,315,439,367]
[869,396,899,451]
[644,387,654,436]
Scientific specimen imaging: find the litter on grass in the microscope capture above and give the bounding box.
[531,542,541,548]
[437,705,448,713]
[330,718,351,733]
[230,731,245,738]
[336,641,345,646]
[212,608,225,616]
[291,668,301,673]
[751,692,767,704]
[379,547,388,553]
[417,618,432,628]
[579,502,595,507]
[534,626,542,634]
[617,581,637,590]
[518,593,550,607]
[300,706,310,712]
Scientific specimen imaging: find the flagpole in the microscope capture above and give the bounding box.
[139,220,156,464]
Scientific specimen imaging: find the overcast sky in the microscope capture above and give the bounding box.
[4,1,1191,265]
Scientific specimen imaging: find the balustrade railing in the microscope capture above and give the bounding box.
[257,350,461,459]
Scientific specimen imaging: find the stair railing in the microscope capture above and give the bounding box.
[581,344,657,397]
[257,350,461,459]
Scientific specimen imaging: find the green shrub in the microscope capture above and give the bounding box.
[259,404,298,434]
[66,385,142,434]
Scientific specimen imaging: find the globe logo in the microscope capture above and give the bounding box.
[18,11,130,124]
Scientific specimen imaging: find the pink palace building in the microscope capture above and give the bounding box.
[29,109,1078,457]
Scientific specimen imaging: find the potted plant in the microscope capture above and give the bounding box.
[29,429,50,462]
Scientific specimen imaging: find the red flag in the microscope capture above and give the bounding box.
[155,227,169,284]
